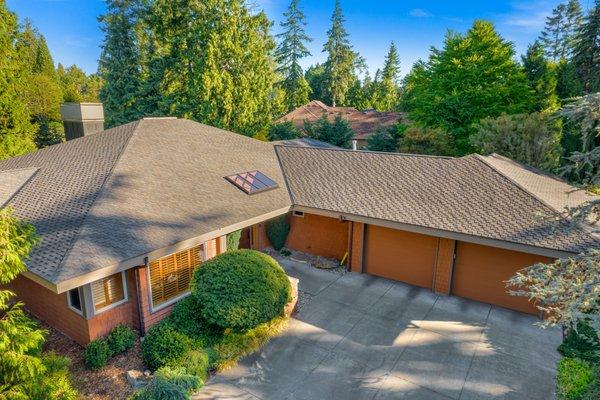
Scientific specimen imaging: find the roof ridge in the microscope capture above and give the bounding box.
[274,144,456,159]
[471,154,561,215]
[51,120,144,281]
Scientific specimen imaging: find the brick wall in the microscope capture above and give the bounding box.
[10,275,91,345]
[432,238,456,295]
[286,213,349,260]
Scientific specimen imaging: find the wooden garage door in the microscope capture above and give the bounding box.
[452,242,552,314]
[364,225,437,289]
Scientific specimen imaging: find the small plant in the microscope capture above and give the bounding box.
[141,323,193,371]
[226,230,242,251]
[557,358,595,400]
[192,250,291,331]
[176,350,210,381]
[106,325,136,356]
[84,339,111,370]
[266,215,290,251]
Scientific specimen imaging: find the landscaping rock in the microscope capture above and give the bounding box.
[285,276,299,317]
[126,369,151,390]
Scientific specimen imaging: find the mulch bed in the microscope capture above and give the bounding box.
[36,317,145,400]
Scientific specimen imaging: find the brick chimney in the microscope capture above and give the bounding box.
[60,103,105,141]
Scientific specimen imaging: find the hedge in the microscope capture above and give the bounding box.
[266,216,289,251]
[192,250,291,331]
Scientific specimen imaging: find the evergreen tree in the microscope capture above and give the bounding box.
[371,42,401,111]
[305,63,327,102]
[57,64,102,103]
[275,0,312,111]
[572,0,600,94]
[99,0,143,128]
[564,0,584,57]
[0,3,36,159]
[346,72,375,110]
[322,0,359,106]
[144,0,277,135]
[556,59,584,99]
[540,3,568,61]
[304,114,354,147]
[402,21,534,155]
[522,41,559,111]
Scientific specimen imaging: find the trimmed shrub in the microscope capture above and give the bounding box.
[106,325,136,356]
[266,216,289,251]
[84,339,111,370]
[132,366,203,400]
[192,250,291,331]
[141,323,193,371]
[176,350,210,381]
[557,358,595,400]
[226,230,242,251]
[559,322,600,364]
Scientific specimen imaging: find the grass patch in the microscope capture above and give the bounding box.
[557,358,595,400]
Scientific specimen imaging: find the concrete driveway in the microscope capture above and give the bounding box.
[196,258,561,400]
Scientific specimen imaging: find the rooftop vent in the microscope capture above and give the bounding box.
[60,103,105,141]
[225,171,278,195]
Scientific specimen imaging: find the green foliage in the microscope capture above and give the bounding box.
[132,366,201,400]
[84,339,111,370]
[402,20,534,155]
[106,325,136,356]
[366,126,398,152]
[370,42,401,112]
[166,296,221,346]
[99,0,144,128]
[192,250,291,331]
[397,126,454,156]
[56,64,102,103]
[471,112,562,171]
[556,60,584,99]
[304,114,354,148]
[572,0,600,94]
[557,358,595,400]
[268,121,300,141]
[25,353,78,400]
[226,230,242,252]
[275,0,312,111]
[539,1,582,62]
[305,63,327,102]
[522,41,559,112]
[322,0,361,107]
[0,3,36,159]
[266,215,291,251]
[141,323,193,371]
[177,350,209,381]
[558,322,600,364]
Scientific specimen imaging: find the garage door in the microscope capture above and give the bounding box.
[364,225,438,288]
[452,242,552,314]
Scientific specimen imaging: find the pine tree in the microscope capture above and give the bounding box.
[402,21,535,155]
[522,41,559,111]
[0,3,36,159]
[563,0,584,58]
[275,0,312,111]
[371,42,401,111]
[572,0,600,94]
[305,63,327,102]
[540,3,568,61]
[99,0,143,128]
[322,0,359,107]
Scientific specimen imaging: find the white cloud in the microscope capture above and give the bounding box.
[409,8,433,18]
[499,0,556,32]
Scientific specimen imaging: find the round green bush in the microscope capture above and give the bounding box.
[266,216,290,251]
[106,325,136,356]
[141,323,193,371]
[192,250,291,331]
[84,339,111,370]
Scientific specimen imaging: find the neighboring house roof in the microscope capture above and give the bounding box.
[277,100,404,140]
[0,118,291,291]
[0,167,38,207]
[272,137,338,149]
[275,146,600,256]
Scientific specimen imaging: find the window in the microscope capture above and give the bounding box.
[149,245,203,309]
[293,210,305,217]
[91,272,127,312]
[225,170,278,195]
[67,288,83,315]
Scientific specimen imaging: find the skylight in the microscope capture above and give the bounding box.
[225,170,278,195]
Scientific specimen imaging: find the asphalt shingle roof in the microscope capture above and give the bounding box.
[0,118,291,285]
[275,146,599,254]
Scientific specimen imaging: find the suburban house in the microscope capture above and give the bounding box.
[277,100,403,149]
[1,112,598,345]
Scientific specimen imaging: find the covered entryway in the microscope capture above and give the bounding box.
[451,241,552,314]
[364,225,437,289]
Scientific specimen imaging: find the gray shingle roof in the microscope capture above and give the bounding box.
[272,138,338,149]
[0,119,291,285]
[275,146,599,254]
[0,167,38,207]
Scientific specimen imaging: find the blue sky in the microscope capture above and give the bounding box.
[6,0,593,77]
